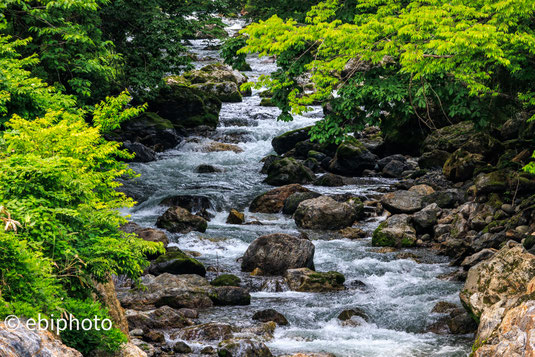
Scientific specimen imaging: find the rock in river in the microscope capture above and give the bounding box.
[293,196,357,230]
[148,249,206,276]
[241,233,315,275]
[285,268,345,292]
[156,206,208,233]
[372,214,417,248]
[265,157,315,186]
[380,190,423,214]
[328,139,377,176]
[250,184,310,213]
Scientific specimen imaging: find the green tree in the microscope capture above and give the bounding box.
[241,0,535,143]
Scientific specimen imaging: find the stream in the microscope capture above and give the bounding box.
[122,18,472,357]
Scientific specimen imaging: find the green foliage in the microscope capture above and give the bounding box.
[60,298,128,355]
[245,0,321,21]
[0,26,163,354]
[241,0,535,143]
[221,36,251,71]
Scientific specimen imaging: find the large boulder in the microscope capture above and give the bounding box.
[125,305,190,331]
[113,112,182,152]
[474,170,509,194]
[443,149,485,182]
[460,242,535,320]
[210,286,251,306]
[159,194,213,220]
[122,141,157,162]
[284,268,345,292]
[249,184,310,213]
[411,203,440,232]
[328,139,377,176]
[156,206,208,233]
[282,191,321,215]
[418,150,450,169]
[293,196,357,230]
[191,81,242,102]
[264,158,315,186]
[271,127,312,155]
[172,322,233,342]
[0,321,82,357]
[183,63,247,87]
[252,309,289,326]
[241,233,315,275]
[148,249,206,276]
[421,121,475,153]
[117,273,214,310]
[372,214,417,247]
[149,84,221,129]
[380,190,423,214]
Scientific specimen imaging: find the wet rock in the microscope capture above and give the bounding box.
[241,233,315,275]
[142,330,164,343]
[313,173,345,187]
[148,249,206,276]
[460,242,535,320]
[172,322,233,342]
[460,249,497,270]
[447,308,478,334]
[123,141,157,162]
[418,150,450,169]
[203,141,244,153]
[211,274,241,287]
[442,149,485,182]
[117,273,214,310]
[282,191,321,215]
[150,84,221,129]
[250,184,311,213]
[159,195,212,220]
[126,305,190,332]
[272,126,312,155]
[328,139,377,176]
[382,159,412,178]
[0,321,82,357]
[265,157,315,186]
[337,308,368,322]
[201,346,217,354]
[260,155,280,174]
[411,203,439,232]
[156,206,208,233]
[226,209,245,224]
[173,341,192,354]
[218,339,273,357]
[252,309,289,326]
[211,286,251,306]
[421,189,461,208]
[372,214,416,248]
[338,227,367,239]
[294,196,357,230]
[380,190,423,214]
[285,268,345,292]
[113,112,182,152]
[432,301,458,314]
[195,164,224,173]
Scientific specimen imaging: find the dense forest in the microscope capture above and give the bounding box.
[1,0,535,356]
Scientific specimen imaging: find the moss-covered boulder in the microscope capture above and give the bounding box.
[226,209,245,224]
[150,84,221,129]
[284,268,345,292]
[115,112,182,152]
[156,206,208,233]
[264,157,315,186]
[372,214,416,248]
[211,274,241,287]
[328,139,377,176]
[282,191,321,215]
[210,286,251,306]
[421,121,475,154]
[271,126,312,155]
[191,81,242,102]
[474,170,509,194]
[148,249,206,276]
[442,149,485,182]
[184,63,247,86]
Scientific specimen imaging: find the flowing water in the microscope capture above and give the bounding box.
[122,19,472,357]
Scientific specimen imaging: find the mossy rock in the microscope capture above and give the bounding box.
[148,249,206,276]
[210,274,241,287]
[260,98,276,107]
[265,157,315,186]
